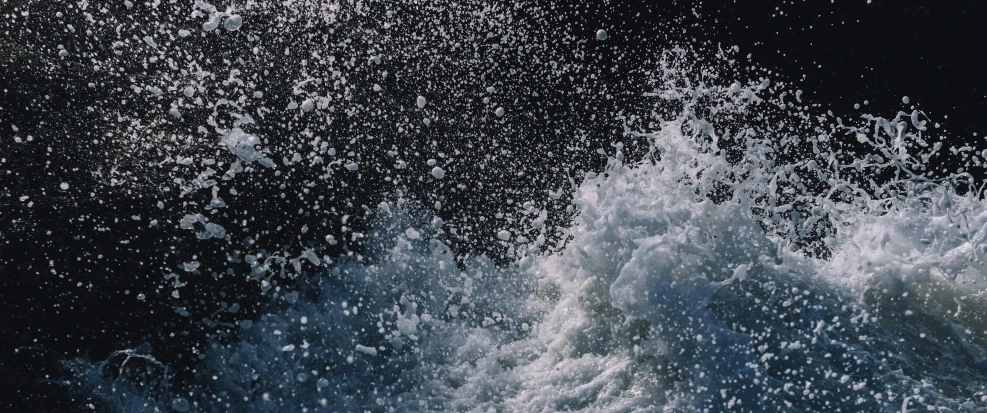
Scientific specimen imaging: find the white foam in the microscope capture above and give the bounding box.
[355,344,378,356]
[67,36,987,413]
[221,128,272,167]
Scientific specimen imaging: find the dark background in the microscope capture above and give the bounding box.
[595,0,987,140]
[3,0,987,411]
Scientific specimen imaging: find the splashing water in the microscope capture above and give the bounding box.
[11,1,987,412]
[70,46,987,411]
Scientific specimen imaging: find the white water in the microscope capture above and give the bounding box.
[57,2,987,413]
[75,87,987,411]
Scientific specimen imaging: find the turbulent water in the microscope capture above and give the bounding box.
[7,1,987,412]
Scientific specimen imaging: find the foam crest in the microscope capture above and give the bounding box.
[66,43,987,413]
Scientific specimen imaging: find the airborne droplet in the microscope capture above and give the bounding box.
[224,15,243,31]
[431,166,445,179]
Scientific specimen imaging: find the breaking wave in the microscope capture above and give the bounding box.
[31,1,987,412]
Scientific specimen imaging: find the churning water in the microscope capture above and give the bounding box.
[11,1,987,412]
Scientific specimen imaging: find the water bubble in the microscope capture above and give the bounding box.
[596,29,608,40]
[902,96,910,104]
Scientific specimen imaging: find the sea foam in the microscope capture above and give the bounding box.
[64,36,987,413]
